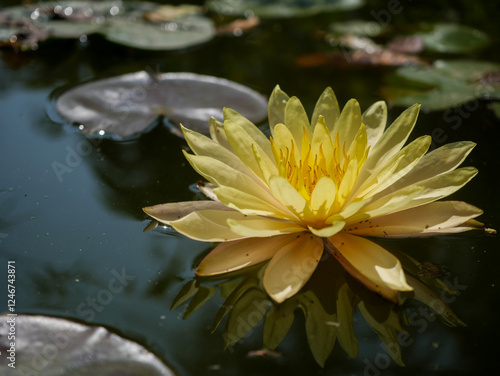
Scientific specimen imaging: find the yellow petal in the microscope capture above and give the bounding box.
[334,99,362,151]
[327,234,412,302]
[335,158,358,211]
[269,175,314,222]
[227,216,306,237]
[263,234,323,303]
[170,210,250,242]
[308,221,345,237]
[311,87,340,133]
[284,96,311,148]
[368,166,478,215]
[311,116,334,163]
[214,186,292,218]
[310,176,337,217]
[182,125,249,173]
[353,135,431,199]
[195,234,297,276]
[224,116,277,181]
[268,85,290,132]
[345,201,483,237]
[143,201,230,224]
[362,100,387,147]
[208,116,232,151]
[380,141,476,195]
[355,104,420,189]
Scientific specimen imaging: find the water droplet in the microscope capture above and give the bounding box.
[30,10,40,20]
[75,279,80,283]
[9,35,17,43]
[98,130,105,136]
[110,6,120,16]
[63,7,73,16]
[79,35,88,43]
[78,124,85,130]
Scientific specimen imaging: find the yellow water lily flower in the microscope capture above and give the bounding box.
[144,85,484,304]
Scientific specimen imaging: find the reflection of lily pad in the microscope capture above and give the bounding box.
[0,315,174,375]
[0,1,215,51]
[206,0,363,18]
[418,23,489,53]
[383,60,500,111]
[54,71,268,139]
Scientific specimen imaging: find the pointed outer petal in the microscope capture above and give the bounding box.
[269,175,315,222]
[170,210,250,242]
[284,96,311,147]
[311,87,340,133]
[263,234,323,303]
[362,101,387,148]
[197,181,218,201]
[405,274,466,327]
[335,158,358,211]
[224,107,275,160]
[308,221,345,237]
[377,141,476,195]
[183,153,278,205]
[268,85,290,132]
[182,125,249,174]
[326,197,372,225]
[208,116,232,151]
[344,201,484,238]
[353,135,432,199]
[214,186,293,218]
[227,217,306,238]
[272,123,301,163]
[252,143,279,184]
[346,185,424,225]
[354,104,421,192]
[326,235,412,303]
[195,234,297,276]
[223,119,277,182]
[311,116,334,163]
[365,166,478,218]
[333,99,362,151]
[346,122,367,166]
[310,176,337,217]
[143,201,231,225]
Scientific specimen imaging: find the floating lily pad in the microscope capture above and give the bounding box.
[104,14,215,51]
[418,23,489,54]
[206,0,363,18]
[383,60,500,111]
[0,314,174,375]
[0,1,215,51]
[54,71,268,139]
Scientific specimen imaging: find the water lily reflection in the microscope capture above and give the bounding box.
[171,250,465,367]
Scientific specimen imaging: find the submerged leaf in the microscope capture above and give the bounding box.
[54,71,268,139]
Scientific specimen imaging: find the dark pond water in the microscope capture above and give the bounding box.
[1,0,499,375]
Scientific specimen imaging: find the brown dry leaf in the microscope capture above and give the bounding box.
[216,16,260,35]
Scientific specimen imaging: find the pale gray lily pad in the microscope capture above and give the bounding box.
[418,23,489,54]
[54,71,268,139]
[0,314,174,376]
[206,0,363,18]
[384,60,500,111]
[104,14,215,51]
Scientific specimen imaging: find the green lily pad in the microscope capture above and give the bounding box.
[384,60,500,111]
[419,23,489,54]
[329,19,386,37]
[206,0,364,18]
[54,71,268,139]
[0,1,215,51]
[104,14,215,51]
[0,314,174,376]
